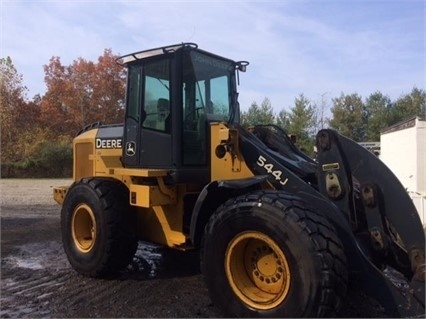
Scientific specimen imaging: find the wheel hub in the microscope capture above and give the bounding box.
[225,231,290,310]
[71,204,96,253]
[249,244,285,293]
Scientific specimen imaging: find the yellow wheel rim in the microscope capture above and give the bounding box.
[71,204,96,253]
[225,231,291,310]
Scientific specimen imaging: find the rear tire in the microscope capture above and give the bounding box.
[202,190,347,317]
[61,178,138,277]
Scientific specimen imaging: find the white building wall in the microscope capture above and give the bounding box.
[380,117,426,226]
[416,120,426,194]
[380,124,417,192]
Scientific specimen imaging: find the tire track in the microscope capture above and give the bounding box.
[0,269,72,318]
[1,236,218,318]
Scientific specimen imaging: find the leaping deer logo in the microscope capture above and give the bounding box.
[126,142,136,156]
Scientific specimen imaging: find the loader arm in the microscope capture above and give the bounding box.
[315,129,425,316]
[233,124,425,317]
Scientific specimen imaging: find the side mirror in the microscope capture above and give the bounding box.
[236,61,249,72]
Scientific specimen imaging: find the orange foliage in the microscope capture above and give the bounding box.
[40,49,126,137]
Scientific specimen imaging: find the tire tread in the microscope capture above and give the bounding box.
[203,190,348,317]
[62,177,137,278]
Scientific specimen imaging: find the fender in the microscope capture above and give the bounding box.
[189,175,269,246]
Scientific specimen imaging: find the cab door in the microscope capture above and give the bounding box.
[122,58,172,168]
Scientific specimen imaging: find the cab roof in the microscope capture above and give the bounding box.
[115,42,241,67]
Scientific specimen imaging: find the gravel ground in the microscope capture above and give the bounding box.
[0,178,393,318]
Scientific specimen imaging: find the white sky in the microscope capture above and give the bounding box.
[1,0,425,112]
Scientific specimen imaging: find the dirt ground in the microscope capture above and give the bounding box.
[1,178,390,318]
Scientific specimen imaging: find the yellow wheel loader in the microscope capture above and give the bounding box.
[54,43,425,317]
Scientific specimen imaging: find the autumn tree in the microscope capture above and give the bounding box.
[40,56,74,136]
[92,49,127,123]
[40,49,126,137]
[1,57,56,176]
[0,57,32,163]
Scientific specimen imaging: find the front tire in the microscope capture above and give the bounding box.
[61,178,138,277]
[202,190,347,317]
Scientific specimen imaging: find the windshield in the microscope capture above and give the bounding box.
[183,50,235,123]
[181,50,235,166]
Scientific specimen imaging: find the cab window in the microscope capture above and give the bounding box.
[142,59,171,133]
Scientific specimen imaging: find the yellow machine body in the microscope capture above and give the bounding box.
[54,122,254,248]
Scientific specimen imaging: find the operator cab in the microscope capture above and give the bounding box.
[117,43,246,184]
